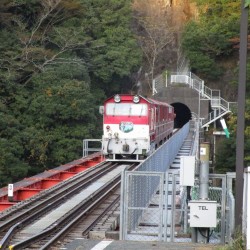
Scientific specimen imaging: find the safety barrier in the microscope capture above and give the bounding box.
[134,122,190,173]
[82,139,102,157]
[120,123,190,241]
[191,173,236,244]
[120,137,236,244]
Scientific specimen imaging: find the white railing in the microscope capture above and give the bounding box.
[171,73,222,105]
[190,119,200,159]
[82,139,102,157]
[170,72,236,127]
[202,109,230,128]
[152,73,167,95]
[152,71,236,127]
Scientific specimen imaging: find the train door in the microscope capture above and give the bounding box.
[149,104,156,151]
[150,105,155,131]
[156,106,160,145]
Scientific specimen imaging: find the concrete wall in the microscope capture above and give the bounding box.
[156,85,210,119]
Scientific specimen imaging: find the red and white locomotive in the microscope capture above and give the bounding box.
[100,94,175,161]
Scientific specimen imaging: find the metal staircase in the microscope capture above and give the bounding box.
[169,72,237,128]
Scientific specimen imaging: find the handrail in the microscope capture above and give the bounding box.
[170,72,236,127]
[202,110,231,128]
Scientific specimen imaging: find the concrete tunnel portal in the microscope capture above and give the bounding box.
[171,102,192,128]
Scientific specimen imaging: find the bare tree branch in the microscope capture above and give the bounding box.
[30,0,61,44]
[132,0,175,86]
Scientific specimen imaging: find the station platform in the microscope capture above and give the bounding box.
[63,239,220,250]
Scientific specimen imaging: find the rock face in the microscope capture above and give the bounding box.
[132,0,199,95]
[168,0,198,26]
[132,0,198,42]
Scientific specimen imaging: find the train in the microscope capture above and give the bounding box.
[100,94,175,161]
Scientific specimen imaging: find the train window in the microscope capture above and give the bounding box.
[106,103,148,116]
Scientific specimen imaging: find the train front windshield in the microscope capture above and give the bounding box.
[106,103,148,116]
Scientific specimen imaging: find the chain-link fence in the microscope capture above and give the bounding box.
[120,171,188,242]
[190,174,227,243]
[134,122,190,173]
[120,167,236,244]
[120,172,165,241]
[120,123,191,241]
[182,173,235,244]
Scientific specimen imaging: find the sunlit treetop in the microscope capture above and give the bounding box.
[245,0,250,8]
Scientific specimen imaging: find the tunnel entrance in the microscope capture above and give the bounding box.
[171,102,192,128]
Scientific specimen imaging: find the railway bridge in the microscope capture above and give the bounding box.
[0,72,239,250]
[0,121,236,249]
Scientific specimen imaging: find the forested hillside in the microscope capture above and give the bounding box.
[0,0,142,186]
[181,0,250,173]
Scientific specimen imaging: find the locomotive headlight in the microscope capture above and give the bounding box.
[133,95,140,103]
[114,94,121,103]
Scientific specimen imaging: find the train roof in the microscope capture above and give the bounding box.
[105,94,173,108]
[147,97,173,108]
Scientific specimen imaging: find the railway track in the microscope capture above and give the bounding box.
[0,162,137,249]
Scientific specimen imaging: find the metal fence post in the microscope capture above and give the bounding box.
[159,173,164,241]
[119,169,126,240]
[220,175,227,244]
[243,167,250,249]
[164,172,170,242]
[170,173,176,242]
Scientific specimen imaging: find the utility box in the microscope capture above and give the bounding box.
[189,200,217,228]
[180,156,195,186]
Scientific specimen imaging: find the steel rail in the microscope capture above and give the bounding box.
[9,163,137,249]
[0,162,114,232]
[0,161,110,220]
[9,165,127,249]
[81,191,120,237]
[40,183,121,250]
[0,162,117,249]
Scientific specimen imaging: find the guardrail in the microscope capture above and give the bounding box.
[82,139,102,157]
[120,122,190,241]
[170,72,237,127]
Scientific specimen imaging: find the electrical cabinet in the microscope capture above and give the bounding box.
[180,156,195,186]
[189,200,217,228]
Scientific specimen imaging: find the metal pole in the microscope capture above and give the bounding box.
[199,143,210,200]
[119,169,125,240]
[172,174,177,241]
[197,143,210,243]
[164,172,169,242]
[245,167,250,249]
[220,175,227,244]
[198,86,201,123]
[235,0,248,230]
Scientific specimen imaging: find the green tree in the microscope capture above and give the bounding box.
[17,63,104,172]
[0,0,141,186]
[215,103,250,173]
[215,60,250,173]
[182,1,240,79]
[184,1,250,174]
[79,0,142,94]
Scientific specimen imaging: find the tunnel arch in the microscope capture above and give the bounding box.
[171,102,192,128]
